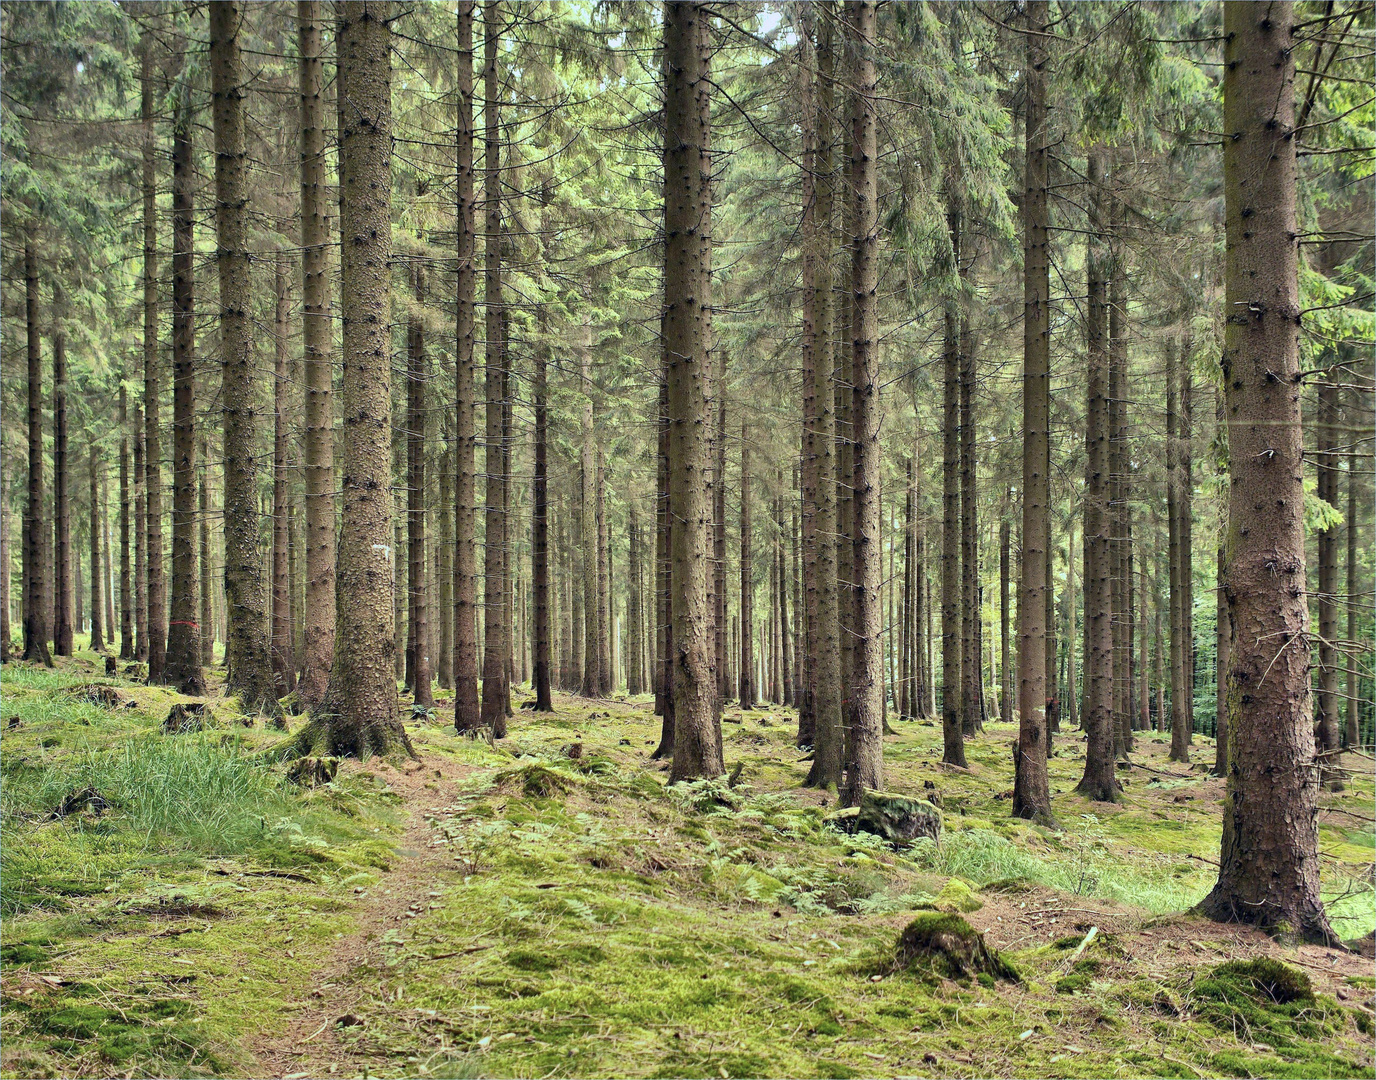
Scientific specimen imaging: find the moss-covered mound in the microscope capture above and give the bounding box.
[1190,958,1343,1051]
[895,912,1019,983]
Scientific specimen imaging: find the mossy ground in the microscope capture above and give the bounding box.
[2,643,1373,1078]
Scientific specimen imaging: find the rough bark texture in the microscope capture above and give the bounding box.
[1166,337,1190,763]
[738,423,754,707]
[142,34,166,682]
[268,254,295,697]
[1314,373,1341,786]
[479,0,507,734]
[1012,0,1053,824]
[165,104,204,695]
[1197,0,1332,944]
[940,206,966,769]
[406,255,432,708]
[844,0,882,805]
[453,0,481,732]
[959,294,980,736]
[199,435,213,667]
[298,0,335,708]
[806,2,843,789]
[23,240,51,666]
[664,1,722,782]
[119,383,133,659]
[999,517,1010,723]
[133,407,147,662]
[52,287,73,657]
[714,391,728,712]
[1076,148,1117,802]
[88,453,105,650]
[212,2,278,714]
[579,301,600,697]
[1214,387,1231,776]
[653,373,675,756]
[531,238,552,710]
[302,0,412,759]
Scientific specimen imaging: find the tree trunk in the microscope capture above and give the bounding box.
[103,471,115,643]
[133,405,147,663]
[299,0,411,758]
[579,303,599,698]
[1012,0,1053,824]
[901,455,914,718]
[53,285,73,657]
[653,371,674,755]
[1077,146,1117,801]
[597,453,611,696]
[999,517,1011,724]
[959,293,980,736]
[1198,0,1332,944]
[298,0,335,707]
[1064,517,1078,730]
[211,2,277,714]
[843,0,882,804]
[940,202,966,768]
[406,253,432,708]
[1181,361,1195,745]
[119,382,133,659]
[714,389,728,712]
[1213,385,1230,776]
[438,416,454,690]
[199,434,213,667]
[479,0,508,734]
[738,421,754,707]
[798,11,820,743]
[141,34,166,682]
[1166,337,1190,763]
[23,239,51,667]
[1,436,9,662]
[626,500,642,698]
[531,247,552,710]
[1346,421,1359,748]
[664,1,722,781]
[1314,372,1341,785]
[1109,233,1132,757]
[452,0,481,731]
[265,252,294,696]
[165,101,204,695]
[89,448,104,653]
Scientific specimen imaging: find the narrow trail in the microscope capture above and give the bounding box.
[250,748,478,1079]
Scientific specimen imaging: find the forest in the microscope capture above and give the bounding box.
[0,1,1373,1077]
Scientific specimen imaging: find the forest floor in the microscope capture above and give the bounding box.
[1,644,1373,1080]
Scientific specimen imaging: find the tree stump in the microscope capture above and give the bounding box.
[896,913,1018,982]
[855,790,942,845]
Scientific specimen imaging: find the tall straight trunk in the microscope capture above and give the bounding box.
[1012,0,1054,824]
[531,262,552,710]
[119,383,133,659]
[999,517,1011,724]
[52,286,73,657]
[844,0,882,804]
[141,34,166,681]
[75,535,83,637]
[1110,234,1133,756]
[959,298,980,735]
[1200,0,1332,942]
[453,0,481,731]
[22,239,51,666]
[738,423,754,706]
[499,363,513,718]
[1213,386,1230,775]
[1078,146,1117,801]
[626,501,643,697]
[394,438,407,683]
[165,102,204,695]
[714,390,728,711]
[1166,337,1190,763]
[597,454,611,696]
[438,418,454,690]
[89,448,104,652]
[579,303,599,697]
[268,253,295,696]
[302,0,411,758]
[1314,373,1341,785]
[479,0,508,733]
[776,475,790,705]
[212,2,277,713]
[653,372,674,752]
[1,437,9,661]
[806,0,843,788]
[914,442,928,718]
[664,1,722,781]
[199,434,213,666]
[940,202,966,767]
[1181,361,1195,744]
[406,255,432,707]
[901,456,914,718]
[298,0,335,707]
[133,406,147,662]
[791,479,802,708]
[103,473,115,641]
[1064,517,1078,729]
[1345,425,1359,748]
[798,10,819,743]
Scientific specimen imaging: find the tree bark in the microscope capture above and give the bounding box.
[119,382,133,659]
[452,0,481,731]
[141,32,166,682]
[165,99,204,695]
[199,434,213,667]
[479,0,508,734]
[1198,0,1333,944]
[298,0,335,707]
[1012,0,1054,824]
[664,0,722,781]
[1166,336,1190,763]
[999,516,1011,724]
[652,371,674,755]
[959,290,980,736]
[300,0,412,758]
[1345,418,1359,748]
[1077,147,1118,802]
[133,405,147,663]
[52,285,73,657]
[22,239,51,666]
[579,297,599,697]
[1314,371,1341,785]
[1213,385,1230,776]
[406,252,432,707]
[531,234,552,710]
[211,1,277,713]
[1110,229,1132,756]
[267,252,295,697]
[940,203,967,768]
[89,448,104,653]
[438,416,454,690]
[597,453,611,696]
[714,389,728,711]
[738,421,754,707]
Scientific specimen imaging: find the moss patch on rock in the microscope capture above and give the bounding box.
[895,912,1019,983]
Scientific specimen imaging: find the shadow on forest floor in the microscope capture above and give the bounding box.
[2,644,1373,1078]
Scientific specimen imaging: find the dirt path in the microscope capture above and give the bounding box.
[248,752,477,1078]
